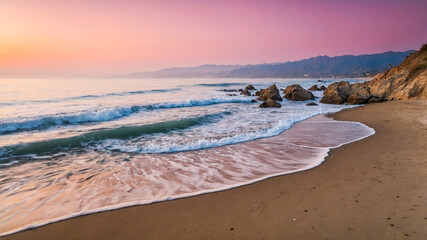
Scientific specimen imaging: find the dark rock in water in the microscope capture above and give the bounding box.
[308,85,321,91]
[227,94,237,96]
[222,89,238,92]
[238,88,243,92]
[283,84,315,101]
[257,84,282,101]
[240,88,251,96]
[306,102,318,106]
[320,85,326,90]
[318,80,324,82]
[251,99,257,103]
[245,84,256,90]
[259,99,281,108]
[255,91,260,96]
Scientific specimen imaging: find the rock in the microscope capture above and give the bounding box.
[320,85,326,90]
[251,99,257,103]
[245,85,256,90]
[255,91,260,96]
[320,81,352,104]
[222,89,238,92]
[306,102,318,106]
[259,99,281,108]
[308,85,321,91]
[346,93,369,105]
[227,94,237,96]
[283,84,315,101]
[240,89,251,96]
[320,81,371,104]
[257,84,283,101]
[317,80,324,82]
[238,89,243,92]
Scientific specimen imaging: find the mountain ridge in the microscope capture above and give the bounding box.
[118,50,415,79]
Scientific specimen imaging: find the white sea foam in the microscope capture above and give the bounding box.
[0,97,252,134]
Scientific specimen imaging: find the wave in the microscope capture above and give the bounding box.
[0,112,231,158]
[0,88,181,107]
[0,98,253,134]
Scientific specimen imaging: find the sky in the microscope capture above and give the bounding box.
[1,0,426,77]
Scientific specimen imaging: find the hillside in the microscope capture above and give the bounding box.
[221,51,414,78]
[117,64,244,78]
[120,50,414,79]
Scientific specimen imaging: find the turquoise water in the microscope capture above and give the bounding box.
[0,77,373,236]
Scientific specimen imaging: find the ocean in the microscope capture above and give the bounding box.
[0,77,374,236]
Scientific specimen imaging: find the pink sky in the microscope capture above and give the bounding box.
[1,0,426,77]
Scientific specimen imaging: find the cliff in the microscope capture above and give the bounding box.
[321,44,427,104]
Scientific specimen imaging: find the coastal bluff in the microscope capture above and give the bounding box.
[321,44,427,104]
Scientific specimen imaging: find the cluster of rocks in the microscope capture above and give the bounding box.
[256,84,283,108]
[229,84,319,108]
[223,43,427,108]
[221,44,427,108]
[320,81,376,104]
[240,85,255,96]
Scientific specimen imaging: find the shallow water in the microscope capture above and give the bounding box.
[0,77,373,236]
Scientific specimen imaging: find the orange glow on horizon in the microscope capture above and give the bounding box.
[1,0,426,77]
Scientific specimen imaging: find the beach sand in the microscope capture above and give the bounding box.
[2,100,426,240]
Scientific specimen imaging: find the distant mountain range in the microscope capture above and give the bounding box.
[119,50,414,79]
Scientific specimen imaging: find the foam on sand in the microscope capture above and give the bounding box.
[0,115,374,237]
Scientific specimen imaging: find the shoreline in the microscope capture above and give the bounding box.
[2,100,426,239]
[0,109,374,237]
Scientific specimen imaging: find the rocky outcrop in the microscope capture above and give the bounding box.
[245,85,256,90]
[240,84,256,96]
[259,99,281,108]
[240,89,251,96]
[321,44,427,104]
[283,84,315,101]
[257,84,283,102]
[320,85,326,90]
[308,85,321,91]
[320,81,370,104]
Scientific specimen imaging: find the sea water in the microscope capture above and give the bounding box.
[0,77,374,236]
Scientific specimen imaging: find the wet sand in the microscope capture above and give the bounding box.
[2,100,426,240]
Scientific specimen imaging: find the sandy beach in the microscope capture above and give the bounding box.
[2,100,426,240]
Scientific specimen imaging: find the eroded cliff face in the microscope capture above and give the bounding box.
[321,44,427,104]
[368,44,427,100]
